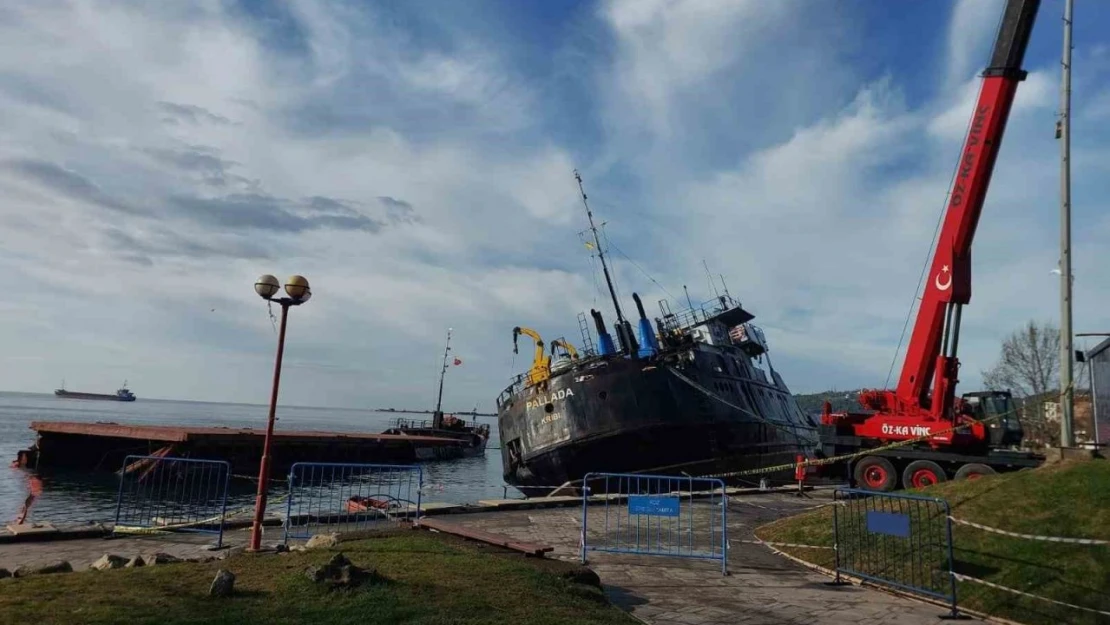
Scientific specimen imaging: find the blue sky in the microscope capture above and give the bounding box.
[1,0,1108,410]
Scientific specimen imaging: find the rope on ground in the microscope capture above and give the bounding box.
[949,516,1110,546]
[734,538,834,550]
[113,491,290,535]
[952,573,1110,618]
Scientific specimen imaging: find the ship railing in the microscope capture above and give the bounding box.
[659,295,740,334]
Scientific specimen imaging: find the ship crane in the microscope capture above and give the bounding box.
[819,0,1046,491]
[549,338,580,361]
[513,326,551,386]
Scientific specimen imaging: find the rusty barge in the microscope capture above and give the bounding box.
[13,420,482,476]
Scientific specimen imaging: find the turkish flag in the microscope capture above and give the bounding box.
[453,357,462,366]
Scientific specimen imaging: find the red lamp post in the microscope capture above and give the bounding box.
[249,274,311,552]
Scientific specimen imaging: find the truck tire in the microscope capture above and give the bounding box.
[955,463,995,481]
[902,460,947,489]
[854,456,897,492]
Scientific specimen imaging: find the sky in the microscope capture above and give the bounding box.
[1,0,1109,411]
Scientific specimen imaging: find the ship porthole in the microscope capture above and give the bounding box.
[598,391,608,400]
[545,403,554,413]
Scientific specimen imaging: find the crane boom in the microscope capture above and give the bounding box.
[874,0,1041,419]
[513,326,551,386]
[817,0,1048,494]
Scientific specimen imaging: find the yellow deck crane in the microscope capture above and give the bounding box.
[513,326,551,386]
[549,338,580,361]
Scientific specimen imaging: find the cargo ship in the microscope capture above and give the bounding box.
[495,172,819,496]
[54,380,136,402]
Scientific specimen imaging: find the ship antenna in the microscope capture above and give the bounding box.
[702,259,721,299]
[575,170,625,325]
[433,328,452,428]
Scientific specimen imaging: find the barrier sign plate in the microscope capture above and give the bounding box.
[628,495,680,517]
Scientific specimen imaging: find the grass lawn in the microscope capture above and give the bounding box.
[0,529,638,625]
[755,458,1110,625]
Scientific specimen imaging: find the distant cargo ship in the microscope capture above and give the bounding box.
[54,380,136,402]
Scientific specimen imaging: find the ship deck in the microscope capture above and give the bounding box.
[27,421,464,444]
[15,420,474,474]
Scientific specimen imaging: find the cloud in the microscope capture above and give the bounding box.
[156,101,235,126]
[0,0,1107,412]
[3,158,140,214]
[168,192,392,233]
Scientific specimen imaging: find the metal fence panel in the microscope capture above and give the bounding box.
[1091,343,1110,446]
[283,462,423,542]
[113,455,231,548]
[833,488,957,617]
[579,472,728,575]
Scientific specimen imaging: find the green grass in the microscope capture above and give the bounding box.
[0,530,638,625]
[756,458,1110,625]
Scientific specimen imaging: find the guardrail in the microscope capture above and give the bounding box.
[832,488,957,618]
[283,462,422,543]
[579,472,728,575]
[113,455,231,548]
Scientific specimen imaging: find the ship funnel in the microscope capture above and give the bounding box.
[632,293,659,357]
[616,320,639,357]
[590,309,616,355]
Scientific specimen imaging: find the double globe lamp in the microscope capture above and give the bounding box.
[249,274,311,551]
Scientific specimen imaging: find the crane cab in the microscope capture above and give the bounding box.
[961,390,1024,448]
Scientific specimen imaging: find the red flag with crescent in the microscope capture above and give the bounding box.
[453,357,462,366]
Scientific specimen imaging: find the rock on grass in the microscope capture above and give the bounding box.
[91,554,128,571]
[210,569,236,598]
[14,561,73,577]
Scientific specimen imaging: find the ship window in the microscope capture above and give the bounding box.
[545,403,554,413]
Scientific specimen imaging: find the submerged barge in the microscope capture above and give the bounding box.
[13,421,476,475]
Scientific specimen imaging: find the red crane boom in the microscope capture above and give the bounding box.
[816,0,1048,493]
[827,0,1041,446]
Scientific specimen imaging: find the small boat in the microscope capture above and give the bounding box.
[345,495,401,513]
[54,380,136,402]
[379,329,491,458]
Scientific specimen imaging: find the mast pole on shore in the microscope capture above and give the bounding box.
[1058,0,1075,447]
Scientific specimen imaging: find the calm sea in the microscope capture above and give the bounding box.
[0,392,506,525]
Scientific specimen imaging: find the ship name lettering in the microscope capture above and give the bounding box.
[525,388,575,410]
[540,412,563,425]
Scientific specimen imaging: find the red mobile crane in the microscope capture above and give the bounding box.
[818,0,1046,492]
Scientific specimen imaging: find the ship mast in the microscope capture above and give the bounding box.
[574,170,625,325]
[433,327,452,429]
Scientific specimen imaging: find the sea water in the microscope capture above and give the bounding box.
[0,392,508,525]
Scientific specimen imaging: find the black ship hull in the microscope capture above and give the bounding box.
[54,390,136,402]
[498,355,817,497]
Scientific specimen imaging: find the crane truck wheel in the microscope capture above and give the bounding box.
[853,456,897,492]
[954,463,995,481]
[902,460,947,490]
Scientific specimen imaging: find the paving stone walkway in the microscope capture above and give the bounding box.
[0,491,985,624]
[450,491,983,625]
[0,526,256,572]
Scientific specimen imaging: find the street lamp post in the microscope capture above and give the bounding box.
[249,274,311,552]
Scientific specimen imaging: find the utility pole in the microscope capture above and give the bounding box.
[1058,0,1075,447]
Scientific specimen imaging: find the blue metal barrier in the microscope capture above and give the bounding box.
[283,462,423,542]
[113,455,231,548]
[833,488,957,617]
[579,472,728,575]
